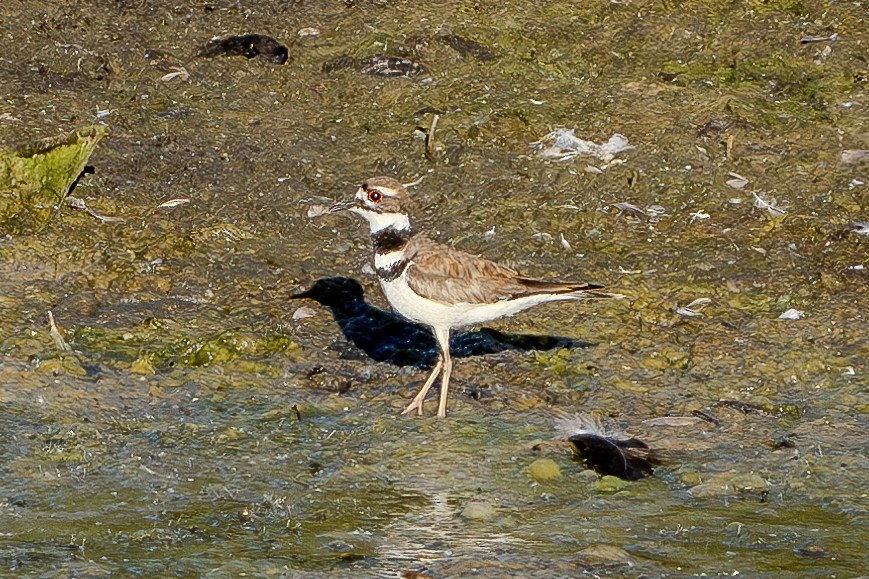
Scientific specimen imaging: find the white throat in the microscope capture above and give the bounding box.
[353,208,411,234]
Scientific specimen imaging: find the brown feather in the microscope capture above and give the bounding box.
[517,278,606,295]
[404,235,604,305]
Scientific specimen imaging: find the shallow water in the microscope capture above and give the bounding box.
[1,0,867,576]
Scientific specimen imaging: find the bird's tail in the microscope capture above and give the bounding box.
[582,289,625,300]
[519,279,625,300]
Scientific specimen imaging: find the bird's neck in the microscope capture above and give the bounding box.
[371,220,415,254]
[364,211,411,236]
[371,218,414,282]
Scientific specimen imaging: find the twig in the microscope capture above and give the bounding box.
[800,34,840,44]
[425,114,439,159]
[47,311,72,352]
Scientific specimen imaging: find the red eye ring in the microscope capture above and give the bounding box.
[367,189,383,202]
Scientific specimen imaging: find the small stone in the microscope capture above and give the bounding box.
[680,472,703,486]
[528,458,562,483]
[595,475,631,493]
[292,306,317,320]
[729,472,768,491]
[687,481,725,498]
[460,501,497,521]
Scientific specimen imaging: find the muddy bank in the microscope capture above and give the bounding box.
[1,0,867,576]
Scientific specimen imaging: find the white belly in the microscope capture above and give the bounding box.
[379,273,577,330]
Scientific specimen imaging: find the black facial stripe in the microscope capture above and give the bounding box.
[371,226,414,253]
[376,258,410,282]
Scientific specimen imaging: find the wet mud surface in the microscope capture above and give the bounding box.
[0,0,867,576]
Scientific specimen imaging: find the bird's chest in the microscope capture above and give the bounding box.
[379,275,460,328]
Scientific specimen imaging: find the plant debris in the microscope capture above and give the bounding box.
[47,311,72,352]
[558,414,657,481]
[425,113,439,159]
[608,202,667,221]
[675,297,711,317]
[847,221,869,236]
[841,150,869,165]
[778,308,804,320]
[435,31,495,61]
[65,196,125,222]
[160,67,190,82]
[752,192,788,217]
[612,202,648,219]
[691,410,721,426]
[800,33,840,44]
[770,433,798,449]
[531,129,633,163]
[715,400,773,415]
[322,55,426,78]
[199,34,289,64]
[689,210,711,223]
[307,204,330,219]
[157,198,191,209]
[725,172,749,190]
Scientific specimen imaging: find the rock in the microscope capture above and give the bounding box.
[460,501,497,521]
[595,475,631,493]
[528,458,562,483]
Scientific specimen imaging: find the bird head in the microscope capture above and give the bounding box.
[330,176,412,233]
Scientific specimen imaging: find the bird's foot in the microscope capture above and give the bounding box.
[400,358,443,417]
[400,397,425,416]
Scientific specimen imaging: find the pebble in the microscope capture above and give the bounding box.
[528,458,562,483]
[460,501,497,521]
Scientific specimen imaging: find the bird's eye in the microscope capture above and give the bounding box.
[367,190,383,202]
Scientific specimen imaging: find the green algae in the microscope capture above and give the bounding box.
[661,53,854,124]
[0,0,866,576]
[182,330,300,369]
[68,323,301,375]
[0,125,106,234]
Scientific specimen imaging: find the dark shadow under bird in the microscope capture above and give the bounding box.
[292,277,592,369]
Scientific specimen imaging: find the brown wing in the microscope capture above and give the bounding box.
[404,236,605,305]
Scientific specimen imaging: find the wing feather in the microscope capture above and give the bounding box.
[403,236,605,305]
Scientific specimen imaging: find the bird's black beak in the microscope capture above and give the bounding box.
[328,200,355,213]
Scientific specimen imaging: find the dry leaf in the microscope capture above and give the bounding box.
[158,198,191,208]
[841,150,869,164]
[778,308,804,320]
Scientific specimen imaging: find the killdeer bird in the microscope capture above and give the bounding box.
[328,176,615,418]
